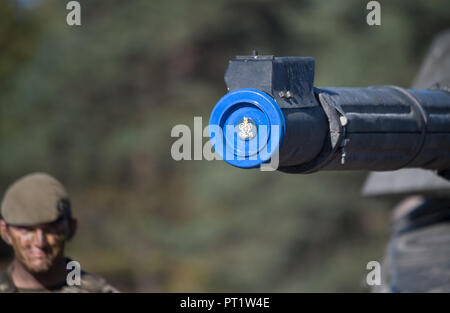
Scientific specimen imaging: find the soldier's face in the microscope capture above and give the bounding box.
[6,219,70,273]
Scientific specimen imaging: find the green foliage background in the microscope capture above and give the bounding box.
[0,0,449,291]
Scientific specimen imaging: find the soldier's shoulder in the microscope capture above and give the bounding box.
[0,270,16,293]
[76,270,119,293]
[60,269,118,293]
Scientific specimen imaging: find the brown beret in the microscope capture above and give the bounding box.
[1,173,71,226]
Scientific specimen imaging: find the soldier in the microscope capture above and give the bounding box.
[0,172,118,293]
[363,29,450,292]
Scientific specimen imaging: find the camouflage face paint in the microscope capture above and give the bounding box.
[7,219,70,274]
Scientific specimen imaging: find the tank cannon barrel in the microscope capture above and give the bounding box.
[208,54,450,175]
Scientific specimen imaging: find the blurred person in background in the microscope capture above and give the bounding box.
[0,173,118,293]
[364,29,450,292]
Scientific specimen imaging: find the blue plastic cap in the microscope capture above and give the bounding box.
[209,88,286,168]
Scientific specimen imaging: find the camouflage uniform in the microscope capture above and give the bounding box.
[0,259,118,293]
